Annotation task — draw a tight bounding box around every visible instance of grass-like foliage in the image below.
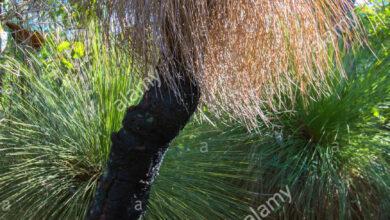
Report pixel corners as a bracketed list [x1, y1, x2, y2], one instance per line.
[0, 3, 388, 220]
[0, 29, 259, 219]
[243, 52, 390, 218]
[146, 121, 261, 219]
[0, 29, 139, 219]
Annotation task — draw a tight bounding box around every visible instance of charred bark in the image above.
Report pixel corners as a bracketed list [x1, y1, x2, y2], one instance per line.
[86, 61, 200, 219]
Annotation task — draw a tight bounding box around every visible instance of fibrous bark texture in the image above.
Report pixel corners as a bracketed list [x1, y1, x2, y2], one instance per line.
[86, 61, 200, 219]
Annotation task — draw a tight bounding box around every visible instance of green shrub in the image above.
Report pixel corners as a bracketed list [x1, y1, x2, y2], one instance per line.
[0, 30, 258, 219]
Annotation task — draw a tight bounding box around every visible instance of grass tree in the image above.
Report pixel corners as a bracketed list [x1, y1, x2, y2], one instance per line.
[73, 1, 364, 219]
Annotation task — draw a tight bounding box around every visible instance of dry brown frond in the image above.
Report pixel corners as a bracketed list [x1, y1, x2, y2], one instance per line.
[79, 0, 363, 129]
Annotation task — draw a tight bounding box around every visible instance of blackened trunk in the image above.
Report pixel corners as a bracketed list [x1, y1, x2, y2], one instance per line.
[86, 62, 200, 219]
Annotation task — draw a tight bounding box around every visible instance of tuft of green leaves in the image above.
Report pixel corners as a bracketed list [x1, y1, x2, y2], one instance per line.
[0, 27, 139, 219]
[0, 27, 259, 220]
